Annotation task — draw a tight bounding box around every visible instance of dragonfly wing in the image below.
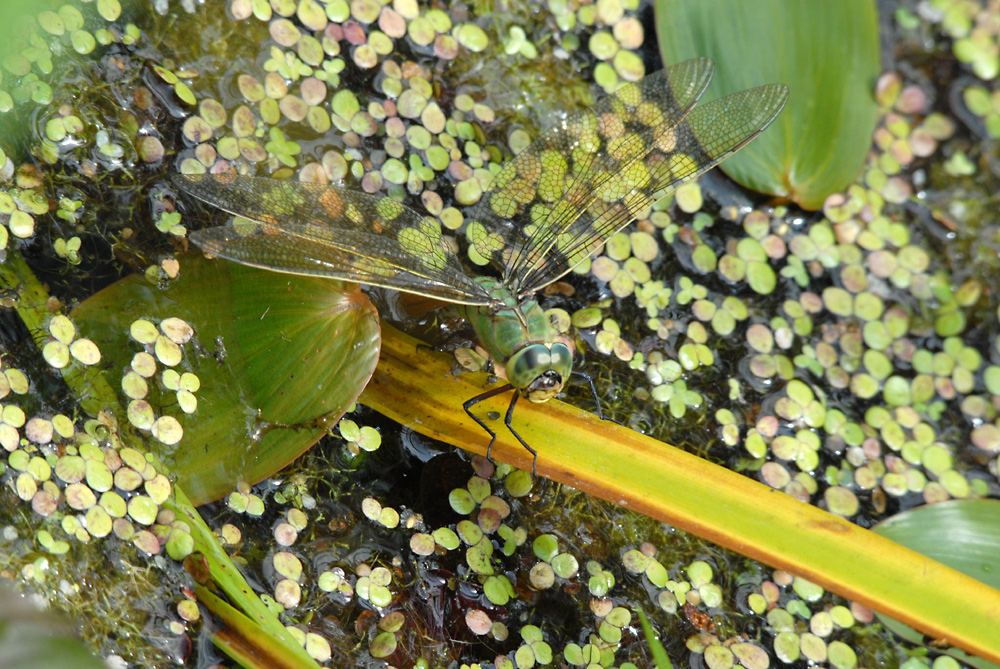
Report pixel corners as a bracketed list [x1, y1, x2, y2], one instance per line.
[175, 173, 492, 306]
[514, 82, 789, 293]
[466, 58, 715, 289]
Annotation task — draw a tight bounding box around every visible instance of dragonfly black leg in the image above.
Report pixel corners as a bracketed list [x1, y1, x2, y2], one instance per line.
[572, 370, 622, 425]
[502, 392, 539, 476]
[464, 384, 539, 475]
[464, 383, 514, 462]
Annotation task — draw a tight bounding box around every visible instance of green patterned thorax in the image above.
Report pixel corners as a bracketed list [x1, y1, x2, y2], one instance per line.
[176, 59, 788, 404]
[457, 277, 572, 403]
[458, 277, 550, 362]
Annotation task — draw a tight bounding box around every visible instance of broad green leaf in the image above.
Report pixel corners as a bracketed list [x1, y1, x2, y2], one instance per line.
[72, 256, 380, 504]
[656, 0, 880, 209]
[875, 500, 1000, 669]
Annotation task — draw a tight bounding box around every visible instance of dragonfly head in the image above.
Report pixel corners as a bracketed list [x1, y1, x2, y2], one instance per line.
[506, 341, 573, 403]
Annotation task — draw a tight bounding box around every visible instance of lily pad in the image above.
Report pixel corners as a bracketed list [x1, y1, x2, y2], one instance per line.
[656, 0, 880, 209]
[72, 256, 380, 504]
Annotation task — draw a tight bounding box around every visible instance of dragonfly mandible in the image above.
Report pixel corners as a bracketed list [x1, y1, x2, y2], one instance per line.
[173, 58, 788, 474]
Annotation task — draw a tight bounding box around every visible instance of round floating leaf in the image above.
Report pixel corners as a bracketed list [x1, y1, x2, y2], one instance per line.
[369, 631, 396, 658]
[656, 0, 880, 209]
[72, 256, 380, 504]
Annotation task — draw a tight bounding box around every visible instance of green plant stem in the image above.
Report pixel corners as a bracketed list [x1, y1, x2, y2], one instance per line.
[0, 250, 123, 416]
[194, 585, 318, 669]
[170, 487, 316, 667]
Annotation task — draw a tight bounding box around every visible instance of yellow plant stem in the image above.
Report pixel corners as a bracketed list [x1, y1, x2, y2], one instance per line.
[362, 322, 1000, 662]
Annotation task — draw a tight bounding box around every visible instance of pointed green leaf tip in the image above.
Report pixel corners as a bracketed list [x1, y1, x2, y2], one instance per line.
[635, 609, 674, 669]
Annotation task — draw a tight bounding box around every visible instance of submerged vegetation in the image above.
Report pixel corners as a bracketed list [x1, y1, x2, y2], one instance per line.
[0, 0, 998, 667]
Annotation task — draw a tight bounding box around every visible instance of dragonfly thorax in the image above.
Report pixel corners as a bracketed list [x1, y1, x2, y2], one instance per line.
[459, 277, 574, 403]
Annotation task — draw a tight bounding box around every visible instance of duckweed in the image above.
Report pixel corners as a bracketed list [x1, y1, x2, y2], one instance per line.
[3, 0, 1000, 664]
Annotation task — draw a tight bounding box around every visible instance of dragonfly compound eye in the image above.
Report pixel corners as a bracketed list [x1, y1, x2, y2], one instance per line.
[508, 342, 573, 403]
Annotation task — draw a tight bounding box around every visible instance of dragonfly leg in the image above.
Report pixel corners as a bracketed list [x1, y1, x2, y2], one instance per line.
[464, 383, 514, 462]
[502, 392, 539, 476]
[572, 370, 622, 425]
[464, 384, 539, 475]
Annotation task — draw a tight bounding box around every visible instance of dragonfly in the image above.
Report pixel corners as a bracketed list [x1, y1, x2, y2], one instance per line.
[173, 58, 788, 474]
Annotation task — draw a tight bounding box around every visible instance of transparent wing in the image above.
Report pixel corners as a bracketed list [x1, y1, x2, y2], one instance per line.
[513, 83, 790, 293]
[175, 173, 493, 306]
[467, 58, 714, 289]
[469, 60, 788, 295]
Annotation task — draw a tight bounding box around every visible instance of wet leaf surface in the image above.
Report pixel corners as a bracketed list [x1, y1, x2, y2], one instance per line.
[656, 0, 880, 208]
[874, 500, 1000, 669]
[73, 255, 380, 504]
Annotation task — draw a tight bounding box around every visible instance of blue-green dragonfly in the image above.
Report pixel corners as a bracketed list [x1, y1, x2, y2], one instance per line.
[175, 58, 788, 473]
